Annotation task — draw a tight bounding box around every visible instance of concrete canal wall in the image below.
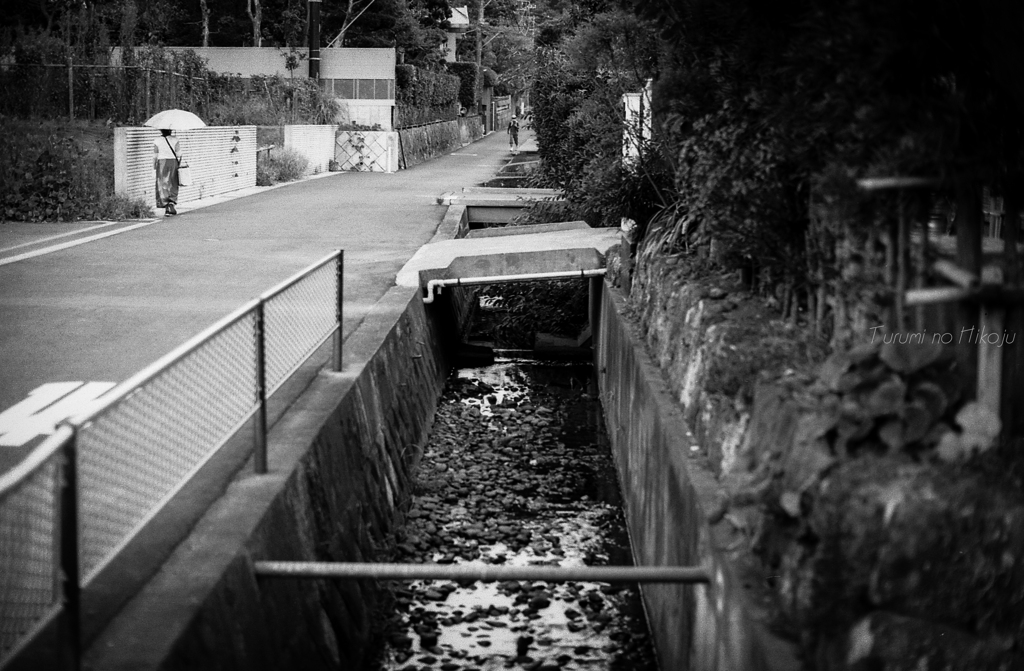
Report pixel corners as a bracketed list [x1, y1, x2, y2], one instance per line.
[84, 287, 450, 670]
[596, 284, 789, 671]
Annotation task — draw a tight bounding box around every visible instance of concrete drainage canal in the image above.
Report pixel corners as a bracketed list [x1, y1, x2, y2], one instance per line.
[368, 357, 658, 671]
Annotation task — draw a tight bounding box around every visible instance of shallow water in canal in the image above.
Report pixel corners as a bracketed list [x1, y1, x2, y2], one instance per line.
[368, 359, 658, 671]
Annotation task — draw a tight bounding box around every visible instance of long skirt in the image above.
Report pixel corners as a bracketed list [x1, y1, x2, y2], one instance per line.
[155, 159, 179, 207]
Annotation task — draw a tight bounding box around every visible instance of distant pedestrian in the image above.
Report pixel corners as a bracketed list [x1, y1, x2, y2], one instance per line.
[508, 115, 520, 154]
[154, 129, 182, 216]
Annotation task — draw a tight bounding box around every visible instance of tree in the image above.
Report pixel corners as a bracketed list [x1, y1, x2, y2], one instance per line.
[325, 0, 379, 47]
[199, 0, 211, 46]
[246, 0, 262, 46]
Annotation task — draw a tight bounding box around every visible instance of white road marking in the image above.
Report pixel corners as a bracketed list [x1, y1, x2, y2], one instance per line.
[0, 221, 121, 254]
[0, 219, 160, 268]
[0, 381, 117, 447]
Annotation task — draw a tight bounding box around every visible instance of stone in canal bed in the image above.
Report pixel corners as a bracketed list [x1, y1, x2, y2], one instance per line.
[390, 633, 413, 648]
[419, 631, 439, 647]
[528, 595, 551, 610]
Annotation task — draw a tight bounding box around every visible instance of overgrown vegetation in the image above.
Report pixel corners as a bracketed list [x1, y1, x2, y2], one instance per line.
[445, 62, 479, 111]
[256, 147, 309, 186]
[208, 73, 339, 126]
[479, 280, 590, 349]
[0, 118, 150, 222]
[530, 7, 668, 228]
[395, 64, 461, 127]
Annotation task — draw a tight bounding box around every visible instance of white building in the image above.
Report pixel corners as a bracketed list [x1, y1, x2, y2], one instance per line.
[164, 47, 396, 130]
[445, 7, 471, 63]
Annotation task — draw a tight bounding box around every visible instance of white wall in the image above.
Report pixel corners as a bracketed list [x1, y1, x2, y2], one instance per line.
[158, 47, 395, 80]
[284, 125, 339, 175]
[622, 80, 652, 166]
[335, 100, 393, 131]
[114, 126, 257, 205]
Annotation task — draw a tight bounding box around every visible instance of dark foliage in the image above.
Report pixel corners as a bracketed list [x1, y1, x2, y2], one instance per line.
[446, 61, 480, 110]
[395, 63, 461, 125]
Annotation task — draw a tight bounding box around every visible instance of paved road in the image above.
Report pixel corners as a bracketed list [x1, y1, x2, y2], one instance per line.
[0, 129, 529, 470]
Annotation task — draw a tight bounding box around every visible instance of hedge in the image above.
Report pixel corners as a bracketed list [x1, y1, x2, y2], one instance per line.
[446, 62, 480, 110]
[395, 64, 461, 127]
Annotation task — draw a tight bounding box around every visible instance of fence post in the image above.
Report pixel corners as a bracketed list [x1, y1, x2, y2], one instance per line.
[144, 68, 151, 120]
[955, 182, 983, 398]
[1002, 185, 1023, 437]
[67, 55, 74, 120]
[59, 428, 81, 671]
[334, 250, 344, 372]
[254, 301, 268, 474]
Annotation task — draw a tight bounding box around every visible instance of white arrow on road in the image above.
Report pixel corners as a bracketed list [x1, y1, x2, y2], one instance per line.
[0, 381, 117, 447]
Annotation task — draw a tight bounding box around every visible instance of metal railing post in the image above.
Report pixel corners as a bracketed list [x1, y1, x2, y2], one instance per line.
[254, 301, 268, 474]
[59, 428, 81, 671]
[334, 250, 344, 372]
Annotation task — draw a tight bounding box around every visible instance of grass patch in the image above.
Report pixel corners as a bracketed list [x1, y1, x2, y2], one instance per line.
[256, 148, 309, 186]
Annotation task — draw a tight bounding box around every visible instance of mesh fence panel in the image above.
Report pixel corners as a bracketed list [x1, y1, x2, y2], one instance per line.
[0, 64, 212, 123]
[264, 260, 338, 393]
[77, 312, 259, 580]
[335, 132, 391, 172]
[0, 454, 61, 663]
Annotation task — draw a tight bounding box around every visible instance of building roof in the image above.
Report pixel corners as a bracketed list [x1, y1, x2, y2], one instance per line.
[449, 6, 471, 32]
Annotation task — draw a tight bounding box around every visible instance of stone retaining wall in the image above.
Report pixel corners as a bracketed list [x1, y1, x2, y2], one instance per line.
[398, 117, 485, 169]
[616, 249, 1024, 669]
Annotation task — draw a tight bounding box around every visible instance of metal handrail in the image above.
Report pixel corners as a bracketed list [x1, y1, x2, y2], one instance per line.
[259, 252, 338, 302]
[0, 249, 344, 671]
[67, 299, 261, 429]
[0, 425, 73, 501]
[254, 561, 712, 584]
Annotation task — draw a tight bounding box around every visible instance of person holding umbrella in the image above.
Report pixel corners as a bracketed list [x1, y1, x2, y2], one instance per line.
[153, 129, 183, 216]
[143, 109, 206, 217]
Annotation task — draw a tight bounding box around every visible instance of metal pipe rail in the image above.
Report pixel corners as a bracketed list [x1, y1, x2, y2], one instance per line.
[253, 561, 711, 584]
[423, 268, 607, 304]
[0, 250, 345, 671]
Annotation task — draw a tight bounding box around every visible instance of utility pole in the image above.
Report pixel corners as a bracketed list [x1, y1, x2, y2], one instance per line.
[308, 0, 321, 80]
[475, 0, 484, 108]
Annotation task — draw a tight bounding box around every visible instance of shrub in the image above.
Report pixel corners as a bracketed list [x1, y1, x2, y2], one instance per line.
[256, 147, 308, 186]
[446, 62, 479, 110]
[395, 64, 460, 126]
[97, 194, 153, 220]
[207, 73, 339, 126]
[0, 121, 150, 222]
[482, 279, 590, 348]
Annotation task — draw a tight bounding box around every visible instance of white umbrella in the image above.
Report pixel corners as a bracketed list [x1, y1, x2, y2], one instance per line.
[143, 109, 207, 130]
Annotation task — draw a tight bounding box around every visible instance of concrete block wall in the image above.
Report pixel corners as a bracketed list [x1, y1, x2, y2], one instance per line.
[114, 126, 257, 206]
[284, 125, 339, 175]
[596, 284, 783, 671]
